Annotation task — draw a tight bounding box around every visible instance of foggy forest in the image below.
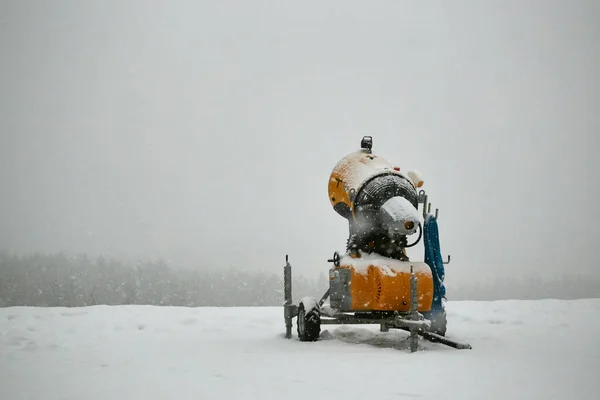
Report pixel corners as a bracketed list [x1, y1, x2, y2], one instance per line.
[2, 251, 598, 308]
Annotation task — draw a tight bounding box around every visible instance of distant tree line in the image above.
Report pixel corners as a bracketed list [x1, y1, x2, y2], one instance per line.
[0, 252, 327, 307]
[0, 251, 598, 307]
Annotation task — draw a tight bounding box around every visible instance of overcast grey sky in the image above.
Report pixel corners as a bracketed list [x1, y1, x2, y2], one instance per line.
[1, 0, 599, 284]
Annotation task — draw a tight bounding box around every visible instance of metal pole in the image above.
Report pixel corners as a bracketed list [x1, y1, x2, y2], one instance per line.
[409, 265, 419, 353]
[284, 255, 293, 339]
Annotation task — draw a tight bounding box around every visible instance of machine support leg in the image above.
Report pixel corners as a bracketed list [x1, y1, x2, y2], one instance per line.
[283, 255, 293, 339]
[409, 266, 419, 353]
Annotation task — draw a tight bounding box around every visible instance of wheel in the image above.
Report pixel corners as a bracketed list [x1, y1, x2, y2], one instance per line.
[297, 299, 321, 341]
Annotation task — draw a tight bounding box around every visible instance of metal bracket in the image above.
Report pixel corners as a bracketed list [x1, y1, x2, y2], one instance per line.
[318, 288, 331, 308]
[417, 190, 428, 219]
[443, 255, 451, 265]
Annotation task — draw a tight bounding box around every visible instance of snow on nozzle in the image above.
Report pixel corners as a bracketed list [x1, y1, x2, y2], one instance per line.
[379, 196, 420, 235]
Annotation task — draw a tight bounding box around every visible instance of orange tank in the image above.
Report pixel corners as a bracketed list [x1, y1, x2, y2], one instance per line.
[330, 252, 434, 313]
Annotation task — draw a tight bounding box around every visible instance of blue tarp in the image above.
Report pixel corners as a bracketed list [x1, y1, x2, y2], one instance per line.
[423, 213, 446, 313]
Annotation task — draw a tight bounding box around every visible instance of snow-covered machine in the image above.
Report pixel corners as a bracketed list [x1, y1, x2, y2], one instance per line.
[283, 136, 471, 352]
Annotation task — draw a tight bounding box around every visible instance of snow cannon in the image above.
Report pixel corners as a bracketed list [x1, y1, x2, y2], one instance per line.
[328, 135, 424, 260]
[282, 136, 472, 352]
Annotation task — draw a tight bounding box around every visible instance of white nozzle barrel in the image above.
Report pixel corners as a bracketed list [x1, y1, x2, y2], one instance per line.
[379, 196, 421, 235]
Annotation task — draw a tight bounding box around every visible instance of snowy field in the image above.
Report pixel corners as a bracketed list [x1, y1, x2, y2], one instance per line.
[1, 299, 599, 400]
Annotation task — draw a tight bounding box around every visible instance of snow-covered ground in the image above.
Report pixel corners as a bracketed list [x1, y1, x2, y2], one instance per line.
[1, 299, 599, 399]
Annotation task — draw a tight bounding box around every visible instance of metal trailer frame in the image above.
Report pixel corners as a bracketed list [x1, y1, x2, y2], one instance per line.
[283, 255, 472, 352]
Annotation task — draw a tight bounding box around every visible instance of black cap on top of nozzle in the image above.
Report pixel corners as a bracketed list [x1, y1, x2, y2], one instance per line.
[361, 136, 373, 153]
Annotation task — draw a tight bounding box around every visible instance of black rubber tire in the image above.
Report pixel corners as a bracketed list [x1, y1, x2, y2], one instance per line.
[297, 301, 321, 342]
